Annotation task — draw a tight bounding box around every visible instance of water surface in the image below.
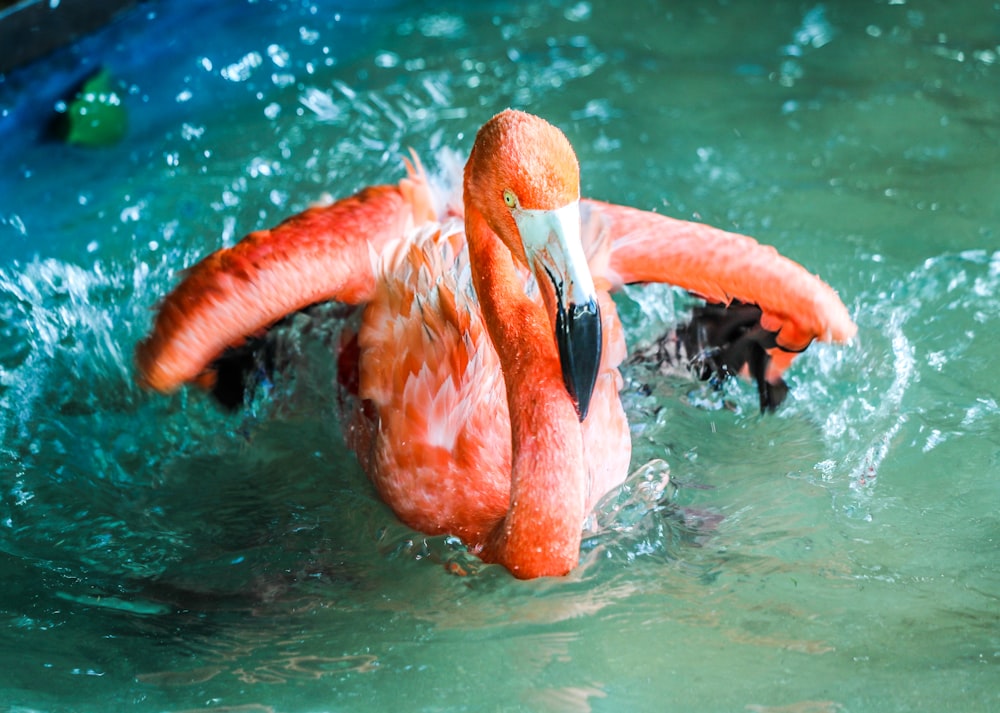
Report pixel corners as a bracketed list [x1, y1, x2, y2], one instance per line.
[1, 1, 998, 711]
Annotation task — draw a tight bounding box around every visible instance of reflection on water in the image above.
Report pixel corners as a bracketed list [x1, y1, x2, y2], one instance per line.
[1, 0, 999, 711]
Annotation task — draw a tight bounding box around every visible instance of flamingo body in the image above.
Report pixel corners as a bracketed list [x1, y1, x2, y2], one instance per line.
[136, 110, 855, 578]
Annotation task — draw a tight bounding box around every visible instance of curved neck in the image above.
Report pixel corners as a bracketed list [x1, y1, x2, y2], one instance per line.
[465, 205, 586, 578]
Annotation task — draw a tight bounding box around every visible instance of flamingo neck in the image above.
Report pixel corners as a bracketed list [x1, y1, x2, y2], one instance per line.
[465, 206, 587, 578]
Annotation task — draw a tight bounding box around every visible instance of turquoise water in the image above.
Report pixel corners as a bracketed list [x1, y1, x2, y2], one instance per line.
[1, 1, 998, 711]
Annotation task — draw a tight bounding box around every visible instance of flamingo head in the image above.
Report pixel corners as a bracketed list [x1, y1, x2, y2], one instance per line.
[465, 109, 602, 421]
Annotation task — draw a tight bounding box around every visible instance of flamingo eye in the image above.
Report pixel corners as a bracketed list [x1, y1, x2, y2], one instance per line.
[503, 189, 517, 209]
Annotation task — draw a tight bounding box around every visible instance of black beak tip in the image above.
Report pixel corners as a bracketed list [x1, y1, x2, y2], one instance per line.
[556, 298, 602, 422]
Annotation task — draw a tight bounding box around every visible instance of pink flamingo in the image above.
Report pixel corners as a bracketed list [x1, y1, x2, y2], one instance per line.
[136, 110, 855, 578]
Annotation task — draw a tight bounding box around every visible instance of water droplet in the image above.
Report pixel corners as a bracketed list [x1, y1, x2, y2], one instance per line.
[120, 204, 142, 223]
[299, 87, 341, 123]
[973, 49, 997, 65]
[247, 157, 277, 178]
[267, 43, 290, 68]
[181, 123, 204, 141]
[564, 2, 591, 22]
[220, 51, 262, 82]
[3, 214, 27, 235]
[299, 26, 320, 45]
[374, 51, 400, 69]
[415, 14, 465, 38]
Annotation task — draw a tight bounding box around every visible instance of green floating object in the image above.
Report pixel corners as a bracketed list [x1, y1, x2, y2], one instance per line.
[58, 67, 128, 147]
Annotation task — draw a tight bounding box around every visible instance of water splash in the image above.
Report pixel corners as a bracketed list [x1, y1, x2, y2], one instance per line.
[781, 250, 1000, 518]
[778, 4, 836, 88]
[0, 255, 265, 580]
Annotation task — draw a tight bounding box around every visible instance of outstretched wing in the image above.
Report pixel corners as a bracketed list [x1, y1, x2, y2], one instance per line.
[136, 159, 436, 393]
[582, 199, 856, 407]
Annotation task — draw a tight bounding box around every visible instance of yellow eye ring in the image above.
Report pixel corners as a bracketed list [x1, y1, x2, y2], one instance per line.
[503, 189, 517, 209]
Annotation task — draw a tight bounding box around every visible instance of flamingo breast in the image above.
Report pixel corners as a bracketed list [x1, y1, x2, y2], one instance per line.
[353, 221, 513, 545]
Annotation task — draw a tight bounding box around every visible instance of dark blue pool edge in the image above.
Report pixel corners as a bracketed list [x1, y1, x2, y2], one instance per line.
[0, 0, 141, 74]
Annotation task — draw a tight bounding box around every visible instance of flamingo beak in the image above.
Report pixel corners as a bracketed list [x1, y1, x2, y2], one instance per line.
[514, 200, 602, 421]
[554, 292, 602, 422]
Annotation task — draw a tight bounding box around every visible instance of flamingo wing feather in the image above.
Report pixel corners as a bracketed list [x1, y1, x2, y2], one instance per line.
[137, 175, 432, 394]
[584, 199, 856, 351]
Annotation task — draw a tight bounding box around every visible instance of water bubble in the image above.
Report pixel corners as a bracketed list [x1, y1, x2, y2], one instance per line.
[220, 215, 236, 245]
[564, 2, 592, 22]
[120, 203, 144, 223]
[416, 14, 465, 38]
[973, 49, 997, 65]
[921, 429, 945, 453]
[299, 26, 320, 45]
[794, 5, 834, 48]
[247, 156, 280, 178]
[593, 132, 621, 153]
[220, 190, 240, 208]
[374, 51, 400, 69]
[220, 51, 262, 82]
[267, 43, 290, 68]
[3, 214, 27, 235]
[926, 351, 947, 371]
[181, 123, 205, 141]
[298, 87, 341, 123]
[571, 98, 617, 121]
